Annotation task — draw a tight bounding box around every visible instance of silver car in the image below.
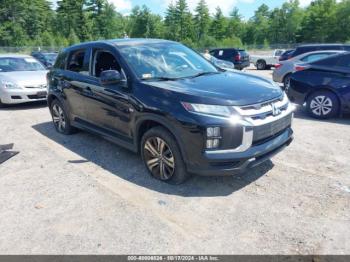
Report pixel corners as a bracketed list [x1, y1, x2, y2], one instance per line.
[273, 50, 344, 88]
[0, 54, 48, 106]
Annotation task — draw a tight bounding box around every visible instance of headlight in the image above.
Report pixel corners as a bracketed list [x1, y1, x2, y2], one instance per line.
[0, 80, 21, 89]
[181, 102, 234, 117]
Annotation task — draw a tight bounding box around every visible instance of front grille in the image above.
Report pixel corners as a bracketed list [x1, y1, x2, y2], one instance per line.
[253, 114, 292, 144]
[28, 93, 47, 99]
[25, 85, 47, 89]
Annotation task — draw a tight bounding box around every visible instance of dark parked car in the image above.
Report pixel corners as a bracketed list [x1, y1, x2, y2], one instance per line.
[31, 52, 58, 68]
[288, 52, 350, 119]
[279, 49, 295, 61]
[288, 44, 350, 60]
[47, 39, 294, 184]
[210, 48, 250, 70]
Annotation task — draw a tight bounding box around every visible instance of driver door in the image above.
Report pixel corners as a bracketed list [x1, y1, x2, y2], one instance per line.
[83, 46, 133, 139]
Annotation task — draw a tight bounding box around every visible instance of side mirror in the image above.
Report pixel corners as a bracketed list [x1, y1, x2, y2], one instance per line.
[100, 70, 122, 85]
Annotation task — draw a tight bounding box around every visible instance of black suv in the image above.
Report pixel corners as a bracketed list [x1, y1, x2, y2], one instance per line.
[289, 44, 350, 60]
[210, 48, 250, 70]
[47, 39, 294, 184]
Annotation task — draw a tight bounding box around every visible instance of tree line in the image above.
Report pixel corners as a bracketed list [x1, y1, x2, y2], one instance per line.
[0, 0, 350, 49]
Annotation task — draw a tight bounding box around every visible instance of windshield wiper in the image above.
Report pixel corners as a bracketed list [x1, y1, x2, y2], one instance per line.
[141, 76, 178, 81]
[187, 71, 220, 79]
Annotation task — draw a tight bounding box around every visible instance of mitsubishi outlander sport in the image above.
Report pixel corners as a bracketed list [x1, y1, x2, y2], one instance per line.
[47, 39, 294, 184]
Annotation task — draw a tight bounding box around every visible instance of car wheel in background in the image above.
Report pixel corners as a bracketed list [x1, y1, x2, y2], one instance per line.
[256, 60, 266, 70]
[283, 74, 291, 91]
[306, 91, 339, 119]
[141, 127, 190, 184]
[50, 99, 76, 135]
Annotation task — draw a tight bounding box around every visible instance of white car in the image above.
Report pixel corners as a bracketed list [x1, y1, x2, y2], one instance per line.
[250, 49, 285, 70]
[0, 54, 48, 106]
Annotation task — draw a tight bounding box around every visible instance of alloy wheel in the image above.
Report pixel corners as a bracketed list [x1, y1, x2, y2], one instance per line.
[310, 95, 333, 116]
[52, 104, 66, 132]
[143, 137, 175, 180]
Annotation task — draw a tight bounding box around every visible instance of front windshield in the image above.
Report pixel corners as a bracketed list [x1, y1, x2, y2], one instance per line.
[118, 42, 218, 80]
[0, 57, 46, 72]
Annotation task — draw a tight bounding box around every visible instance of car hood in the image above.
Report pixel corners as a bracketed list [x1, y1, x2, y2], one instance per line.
[0, 71, 48, 87]
[145, 71, 283, 106]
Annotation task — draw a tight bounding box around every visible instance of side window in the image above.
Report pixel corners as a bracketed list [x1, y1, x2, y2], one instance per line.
[223, 50, 232, 59]
[92, 50, 122, 77]
[301, 53, 330, 63]
[336, 54, 350, 68]
[218, 50, 224, 57]
[67, 49, 86, 73]
[54, 52, 67, 69]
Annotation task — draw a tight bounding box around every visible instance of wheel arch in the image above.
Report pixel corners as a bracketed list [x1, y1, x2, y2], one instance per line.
[135, 115, 188, 160]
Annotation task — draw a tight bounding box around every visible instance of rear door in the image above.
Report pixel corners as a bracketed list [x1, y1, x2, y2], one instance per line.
[61, 48, 90, 120]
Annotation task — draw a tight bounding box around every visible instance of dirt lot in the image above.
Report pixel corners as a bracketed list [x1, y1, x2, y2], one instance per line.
[0, 68, 349, 254]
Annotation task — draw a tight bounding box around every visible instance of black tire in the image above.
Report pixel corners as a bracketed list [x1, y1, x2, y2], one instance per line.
[283, 74, 291, 91]
[49, 99, 76, 135]
[141, 126, 190, 184]
[256, 60, 266, 70]
[306, 91, 339, 119]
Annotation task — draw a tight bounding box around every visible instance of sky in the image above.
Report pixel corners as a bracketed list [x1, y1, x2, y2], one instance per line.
[50, 0, 315, 18]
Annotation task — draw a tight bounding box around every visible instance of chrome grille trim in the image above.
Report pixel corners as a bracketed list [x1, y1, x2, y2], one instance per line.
[233, 94, 289, 118]
[205, 94, 294, 154]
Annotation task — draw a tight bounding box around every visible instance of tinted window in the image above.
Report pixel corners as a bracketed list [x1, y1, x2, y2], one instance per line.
[67, 49, 86, 73]
[301, 53, 335, 63]
[313, 55, 342, 66]
[54, 52, 67, 69]
[336, 54, 350, 68]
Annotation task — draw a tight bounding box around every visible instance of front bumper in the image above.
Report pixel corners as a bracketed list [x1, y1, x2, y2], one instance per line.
[185, 95, 294, 176]
[189, 128, 293, 176]
[0, 88, 47, 104]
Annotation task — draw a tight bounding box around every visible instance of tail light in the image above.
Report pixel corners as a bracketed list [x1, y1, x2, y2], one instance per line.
[275, 63, 282, 69]
[295, 65, 306, 71]
[234, 53, 241, 61]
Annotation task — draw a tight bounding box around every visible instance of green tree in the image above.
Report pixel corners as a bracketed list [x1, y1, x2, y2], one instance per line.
[194, 0, 210, 41]
[226, 7, 244, 39]
[164, 2, 178, 40]
[297, 0, 337, 43]
[175, 0, 194, 41]
[210, 7, 227, 40]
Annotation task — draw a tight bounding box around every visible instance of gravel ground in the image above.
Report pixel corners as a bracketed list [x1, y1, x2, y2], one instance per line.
[0, 68, 349, 254]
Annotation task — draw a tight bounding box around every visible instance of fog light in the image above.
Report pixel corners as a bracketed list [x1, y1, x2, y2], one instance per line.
[207, 127, 220, 137]
[206, 139, 220, 149]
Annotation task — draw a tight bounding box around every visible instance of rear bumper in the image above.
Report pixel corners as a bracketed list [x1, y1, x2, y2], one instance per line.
[0, 88, 47, 104]
[272, 70, 283, 83]
[188, 128, 293, 176]
[234, 61, 250, 70]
